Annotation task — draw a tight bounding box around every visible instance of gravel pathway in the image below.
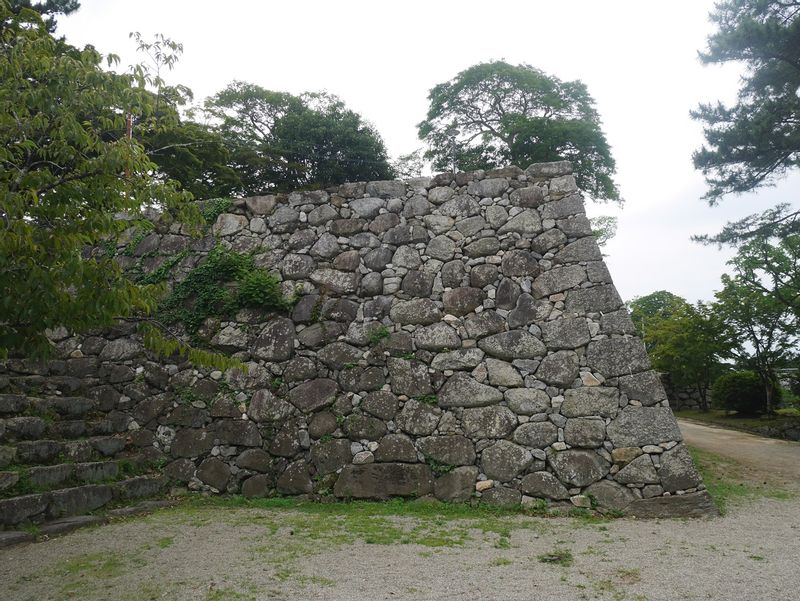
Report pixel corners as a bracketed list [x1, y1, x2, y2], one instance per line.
[679, 418, 800, 489]
[1, 489, 798, 601]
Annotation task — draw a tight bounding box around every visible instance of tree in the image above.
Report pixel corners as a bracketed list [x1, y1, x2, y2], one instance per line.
[204, 82, 394, 193]
[693, 1, 800, 203]
[714, 242, 799, 414]
[0, 5, 193, 357]
[628, 290, 688, 343]
[642, 299, 733, 411]
[391, 149, 425, 180]
[589, 215, 617, 248]
[417, 61, 620, 202]
[7, 0, 78, 32]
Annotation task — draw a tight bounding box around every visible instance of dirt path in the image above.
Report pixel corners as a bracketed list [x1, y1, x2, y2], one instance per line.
[678, 418, 800, 489]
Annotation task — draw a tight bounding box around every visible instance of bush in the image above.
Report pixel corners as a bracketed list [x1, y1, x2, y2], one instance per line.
[711, 371, 769, 416]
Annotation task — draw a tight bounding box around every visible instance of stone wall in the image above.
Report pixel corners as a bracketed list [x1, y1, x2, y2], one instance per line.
[659, 374, 706, 411]
[0, 161, 717, 527]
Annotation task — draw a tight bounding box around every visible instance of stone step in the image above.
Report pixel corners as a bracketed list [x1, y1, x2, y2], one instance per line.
[6, 435, 127, 465]
[0, 475, 168, 528]
[0, 460, 126, 496]
[0, 499, 176, 548]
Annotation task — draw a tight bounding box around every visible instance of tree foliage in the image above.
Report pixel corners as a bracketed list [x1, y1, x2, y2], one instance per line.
[711, 370, 771, 415]
[7, 0, 78, 32]
[204, 82, 394, 193]
[628, 290, 687, 342]
[418, 61, 619, 202]
[714, 237, 799, 414]
[693, 0, 800, 202]
[0, 5, 194, 357]
[640, 297, 733, 410]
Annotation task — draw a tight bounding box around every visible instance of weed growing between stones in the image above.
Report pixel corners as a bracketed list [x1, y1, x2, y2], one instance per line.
[201, 198, 234, 224]
[367, 325, 390, 345]
[158, 245, 293, 336]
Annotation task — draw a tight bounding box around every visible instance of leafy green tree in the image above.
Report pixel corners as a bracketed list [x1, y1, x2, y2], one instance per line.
[693, 0, 800, 203]
[589, 215, 617, 248]
[714, 244, 799, 414]
[0, 5, 194, 357]
[272, 92, 394, 189]
[643, 299, 733, 411]
[205, 82, 393, 193]
[628, 290, 687, 342]
[391, 149, 425, 180]
[7, 0, 78, 32]
[417, 61, 620, 202]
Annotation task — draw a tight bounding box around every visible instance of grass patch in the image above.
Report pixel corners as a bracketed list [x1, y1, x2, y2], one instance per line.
[537, 548, 574, 567]
[688, 446, 793, 514]
[54, 550, 147, 598]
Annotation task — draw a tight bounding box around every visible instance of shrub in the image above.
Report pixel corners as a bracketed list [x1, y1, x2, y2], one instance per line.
[711, 371, 769, 416]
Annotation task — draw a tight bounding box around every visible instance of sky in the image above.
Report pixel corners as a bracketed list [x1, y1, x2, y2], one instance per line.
[58, 0, 800, 304]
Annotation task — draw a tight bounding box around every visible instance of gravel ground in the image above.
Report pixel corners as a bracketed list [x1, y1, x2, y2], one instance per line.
[1, 489, 798, 601]
[2, 423, 798, 601]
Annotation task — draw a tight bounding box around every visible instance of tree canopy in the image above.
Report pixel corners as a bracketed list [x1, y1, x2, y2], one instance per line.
[7, 0, 78, 32]
[417, 61, 620, 202]
[0, 5, 194, 357]
[204, 82, 394, 193]
[693, 0, 800, 203]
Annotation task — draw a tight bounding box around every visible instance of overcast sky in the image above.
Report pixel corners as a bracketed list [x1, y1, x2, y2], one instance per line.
[59, 0, 800, 304]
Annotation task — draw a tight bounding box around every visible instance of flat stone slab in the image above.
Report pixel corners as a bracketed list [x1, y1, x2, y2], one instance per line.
[0, 530, 34, 548]
[626, 491, 719, 518]
[333, 463, 434, 499]
[38, 515, 107, 537]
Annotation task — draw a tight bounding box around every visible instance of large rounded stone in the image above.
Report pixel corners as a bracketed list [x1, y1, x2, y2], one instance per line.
[253, 318, 295, 362]
[584, 480, 638, 510]
[171, 428, 213, 458]
[374, 434, 418, 463]
[344, 414, 387, 441]
[413, 323, 461, 351]
[443, 287, 484, 316]
[658, 444, 702, 492]
[311, 439, 353, 475]
[532, 265, 587, 298]
[431, 348, 485, 371]
[561, 387, 620, 418]
[535, 351, 580, 387]
[513, 422, 558, 448]
[606, 407, 683, 447]
[308, 411, 338, 439]
[276, 460, 313, 494]
[318, 342, 363, 370]
[563, 418, 605, 448]
[478, 330, 546, 360]
[462, 406, 517, 438]
[434, 466, 479, 502]
[501, 250, 539, 277]
[586, 338, 651, 378]
[480, 441, 532, 482]
[248, 389, 294, 423]
[615, 454, 659, 485]
[426, 236, 456, 261]
[519, 471, 570, 500]
[387, 358, 433, 397]
[236, 449, 271, 473]
[197, 457, 230, 491]
[418, 435, 476, 466]
[549, 450, 609, 488]
[497, 210, 542, 235]
[390, 299, 442, 325]
[541, 318, 591, 350]
[504, 388, 550, 415]
[395, 400, 440, 436]
[288, 379, 338, 412]
[438, 373, 503, 408]
[361, 391, 399, 421]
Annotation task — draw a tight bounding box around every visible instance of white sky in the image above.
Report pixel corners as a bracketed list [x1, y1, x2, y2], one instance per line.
[58, 0, 800, 304]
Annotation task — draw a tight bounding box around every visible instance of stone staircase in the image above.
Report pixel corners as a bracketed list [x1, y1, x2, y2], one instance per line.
[0, 391, 168, 545]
